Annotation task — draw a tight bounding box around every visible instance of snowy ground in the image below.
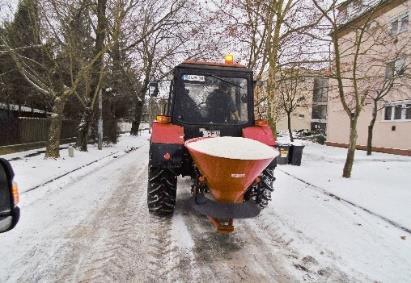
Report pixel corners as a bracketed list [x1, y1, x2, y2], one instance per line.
[3, 134, 148, 193]
[273, 143, 411, 282]
[0, 136, 410, 282]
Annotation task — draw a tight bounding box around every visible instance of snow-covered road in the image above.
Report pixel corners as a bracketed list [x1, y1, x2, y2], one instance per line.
[1, 139, 410, 282]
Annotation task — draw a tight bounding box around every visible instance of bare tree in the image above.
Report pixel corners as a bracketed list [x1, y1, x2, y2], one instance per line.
[213, 0, 324, 133]
[312, 0, 408, 177]
[1, 0, 113, 157]
[121, 0, 219, 135]
[362, 28, 410, 155]
[277, 67, 311, 142]
[75, 0, 108, 151]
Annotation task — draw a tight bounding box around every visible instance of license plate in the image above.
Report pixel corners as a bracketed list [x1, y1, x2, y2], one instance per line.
[200, 128, 220, 137]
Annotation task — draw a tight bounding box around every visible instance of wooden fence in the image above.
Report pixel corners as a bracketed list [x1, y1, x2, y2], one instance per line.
[0, 116, 77, 146]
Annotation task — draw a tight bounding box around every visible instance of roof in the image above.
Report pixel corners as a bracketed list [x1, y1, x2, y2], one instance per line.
[337, 0, 361, 9]
[336, 0, 406, 35]
[180, 59, 248, 69]
[0, 103, 52, 115]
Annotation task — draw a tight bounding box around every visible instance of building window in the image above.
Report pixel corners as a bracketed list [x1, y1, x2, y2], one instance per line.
[384, 101, 411, 121]
[312, 105, 327, 120]
[394, 105, 402, 119]
[390, 12, 409, 35]
[385, 56, 406, 79]
[311, 122, 326, 135]
[339, 7, 348, 22]
[400, 14, 409, 32]
[313, 78, 328, 103]
[406, 104, 411, 119]
[384, 106, 392, 120]
[390, 19, 399, 34]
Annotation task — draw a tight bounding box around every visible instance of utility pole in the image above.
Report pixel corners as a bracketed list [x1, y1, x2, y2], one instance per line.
[98, 88, 103, 150]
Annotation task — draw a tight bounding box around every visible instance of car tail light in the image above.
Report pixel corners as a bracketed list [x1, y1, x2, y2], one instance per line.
[12, 182, 20, 206]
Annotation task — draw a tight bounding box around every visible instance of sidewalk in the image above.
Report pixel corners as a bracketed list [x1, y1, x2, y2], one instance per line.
[3, 133, 149, 193]
[278, 141, 411, 230]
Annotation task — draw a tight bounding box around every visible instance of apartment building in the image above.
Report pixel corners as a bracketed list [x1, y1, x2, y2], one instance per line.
[311, 77, 329, 134]
[276, 70, 329, 135]
[276, 73, 314, 133]
[327, 0, 411, 155]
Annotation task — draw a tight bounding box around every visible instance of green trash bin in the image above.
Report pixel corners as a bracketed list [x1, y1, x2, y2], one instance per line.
[288, 144, 305, 166]
[277, 144, 290, 165]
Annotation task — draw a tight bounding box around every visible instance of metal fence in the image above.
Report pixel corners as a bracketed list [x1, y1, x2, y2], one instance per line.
[0, 116, 77, 146]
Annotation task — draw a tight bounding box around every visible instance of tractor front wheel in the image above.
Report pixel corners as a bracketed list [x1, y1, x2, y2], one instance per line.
[147, 166, 177, 216]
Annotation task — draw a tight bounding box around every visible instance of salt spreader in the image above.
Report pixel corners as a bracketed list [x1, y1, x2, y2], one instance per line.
[185, 137, 278, 233]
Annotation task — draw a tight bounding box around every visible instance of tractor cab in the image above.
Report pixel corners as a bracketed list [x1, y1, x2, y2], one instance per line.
[167, 60, 254, 139]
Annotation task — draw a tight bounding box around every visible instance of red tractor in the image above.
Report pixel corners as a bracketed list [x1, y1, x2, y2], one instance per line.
[147, 57, 277, 233]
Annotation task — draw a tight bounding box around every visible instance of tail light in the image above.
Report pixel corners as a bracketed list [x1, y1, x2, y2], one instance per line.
[12, 182, 20, 206]
[156, 115, 171, 124]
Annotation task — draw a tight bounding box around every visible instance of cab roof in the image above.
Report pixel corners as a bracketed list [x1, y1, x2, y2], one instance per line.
[177, 60, 251, 73]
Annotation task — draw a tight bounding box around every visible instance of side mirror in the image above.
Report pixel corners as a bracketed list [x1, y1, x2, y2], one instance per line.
[149, 81, 159, 97]
[0, 158, 20, 233]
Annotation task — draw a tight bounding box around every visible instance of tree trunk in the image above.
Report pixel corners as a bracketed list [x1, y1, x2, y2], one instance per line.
[130, 100, 143, 135]
[76, 108, 93, 151]
[342, 117, 358, 178]
[130, 44, 154, 135]
[287, 111, 293, 142]
[266, 98, 277, 135]
[366, 101, 378, 155]
[78, 0, 107, 146]
[45, 96, 66, 159]
[268, 116, 277, 136]
[130, 121, 140, 136]
[130, 79, 149, 136]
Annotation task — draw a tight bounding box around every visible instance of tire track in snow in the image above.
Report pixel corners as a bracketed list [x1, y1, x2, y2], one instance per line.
[4, 146, 147, 282]
[146, 216, 180, 282]
[68, 161, 150, 282]
[252, 210, 354, 282]
[8, 145, 198, 282]
[56, 151, 197, 282]
[23, 146, 140, 194]
[146, 190, 201, 282]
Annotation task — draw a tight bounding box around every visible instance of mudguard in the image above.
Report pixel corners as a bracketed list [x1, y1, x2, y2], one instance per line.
[150, 122, 184, 144]
[242, 125, 276, 147]
[149, 122, 184, 168]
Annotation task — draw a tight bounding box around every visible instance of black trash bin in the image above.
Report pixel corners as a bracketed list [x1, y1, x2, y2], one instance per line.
[276, 144, 290, 165]
[288, 144, 305, 166]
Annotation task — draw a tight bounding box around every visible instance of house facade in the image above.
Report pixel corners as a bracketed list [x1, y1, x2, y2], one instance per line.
[276, 71, 329, 135]
[276, 79, 313, 133]
[327, 0, 411, 155]
[311, 77, 329, 134]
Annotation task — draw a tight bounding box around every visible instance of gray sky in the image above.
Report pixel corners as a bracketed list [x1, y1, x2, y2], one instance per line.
[0, 0, 18, 25]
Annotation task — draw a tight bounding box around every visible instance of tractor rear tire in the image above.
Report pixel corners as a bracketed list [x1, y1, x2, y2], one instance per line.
[256, 166, 276, 209]
[147, 166, 177, 216]
[245, 165, 276, 209]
